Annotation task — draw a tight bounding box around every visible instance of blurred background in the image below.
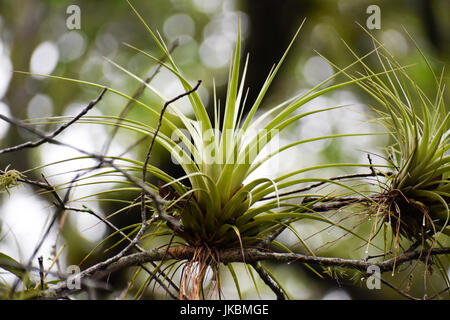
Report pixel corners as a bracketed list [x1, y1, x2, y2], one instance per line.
[0, 0, 449, 299]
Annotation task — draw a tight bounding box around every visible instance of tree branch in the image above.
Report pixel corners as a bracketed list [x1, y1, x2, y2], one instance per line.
[48, 245, 450, 297]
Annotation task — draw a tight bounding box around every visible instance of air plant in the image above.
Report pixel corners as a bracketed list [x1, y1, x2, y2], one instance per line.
[343, 35, 450, 252]
[0, 165, 25, 195]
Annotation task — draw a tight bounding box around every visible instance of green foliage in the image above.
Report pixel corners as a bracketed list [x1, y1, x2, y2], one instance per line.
[2, 1, 448, 301]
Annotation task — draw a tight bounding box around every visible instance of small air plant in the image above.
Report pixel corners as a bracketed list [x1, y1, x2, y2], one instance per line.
[351, 37, 450, 253]
[0, 165, 25, 195]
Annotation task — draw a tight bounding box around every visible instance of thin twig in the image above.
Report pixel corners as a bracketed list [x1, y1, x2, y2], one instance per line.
[377, 276, 420, 300]
[38, 256, 44, 291]
[0, 88, 107, 155]
[426, 286, 450, 300]
[142, 79, 202, 184]
[251, 262, 286, 300]
[261, 171, 393, 201]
